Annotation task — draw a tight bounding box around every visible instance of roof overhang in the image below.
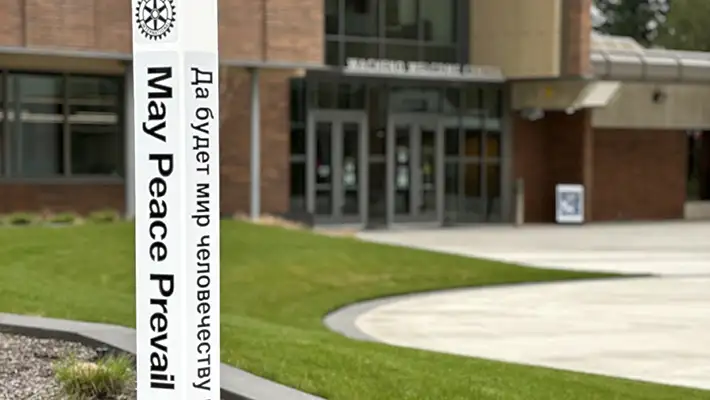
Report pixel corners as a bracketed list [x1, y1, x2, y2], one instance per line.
[511, 80, 621, 111]
[591, 48, 710, 82]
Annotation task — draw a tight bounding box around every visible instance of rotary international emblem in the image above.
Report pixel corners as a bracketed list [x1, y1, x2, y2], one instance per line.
[135, 0, 176, 40]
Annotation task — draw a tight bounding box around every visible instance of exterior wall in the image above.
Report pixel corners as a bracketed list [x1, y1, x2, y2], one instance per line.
[0, 0, 319, 216]
[0, 183, 124, 214]
[593, 83, 710, 130]
[470, 0, 562, 78]
[513, 113, 686, 223]
[0, 53, 124, 74]
[560, 0, 592, 76]
[513, 110, 593, 222]
[220, 68, 291, 216]
[593, 129, 686, 221]
[0, 0, 324, 64]
[511, 80, 589, 110]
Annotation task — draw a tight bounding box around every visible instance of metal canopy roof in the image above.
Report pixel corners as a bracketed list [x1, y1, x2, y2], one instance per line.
[591, 33, 710, 82]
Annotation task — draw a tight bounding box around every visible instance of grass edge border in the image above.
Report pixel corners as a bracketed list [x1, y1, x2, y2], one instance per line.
[0, 313, 324, 400]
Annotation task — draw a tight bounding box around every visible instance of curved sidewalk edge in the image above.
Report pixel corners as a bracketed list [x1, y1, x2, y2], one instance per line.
[0, 313, 324, 400]
[324, 276, 654, 342]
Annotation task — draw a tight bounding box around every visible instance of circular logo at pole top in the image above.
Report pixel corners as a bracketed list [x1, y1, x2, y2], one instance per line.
[135, 0, 176, 40]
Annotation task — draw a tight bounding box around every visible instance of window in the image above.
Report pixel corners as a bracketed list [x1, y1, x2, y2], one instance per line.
[8, 74, 65, 176]
[290, 79, 307, 212]
[385, 0, 418, 39]
[1, 73, 123, 178]
[325, 0, 461, 66]
[344, 0, 378, 37]
[68, 76, 122, 176]
[419, 0, 456, 43]
[687, 131, 710, 201]
[325, 0, 339, 35]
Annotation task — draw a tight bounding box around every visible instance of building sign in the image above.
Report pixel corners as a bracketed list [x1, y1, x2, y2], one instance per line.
[344, 57, 504, 81]
[555, 184, 585, 224]
[132, 0, 220, 399]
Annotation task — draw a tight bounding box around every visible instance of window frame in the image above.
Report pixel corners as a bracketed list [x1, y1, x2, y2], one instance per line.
[0, 70, 125, 182]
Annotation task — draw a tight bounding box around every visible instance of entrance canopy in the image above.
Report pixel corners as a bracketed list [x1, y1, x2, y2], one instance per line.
[591, 33, 710, 82]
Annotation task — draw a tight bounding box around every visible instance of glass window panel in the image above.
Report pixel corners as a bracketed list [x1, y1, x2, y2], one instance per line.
[389, 87, 440, 112]
[369, 127, 386, 155]
[485, 163, 502, 221]
[290, 79, 306, 122]
[420, 128, 436, 213]
[443, 87, 460, 114]
[16, 74, 64, 114]
[315, 122, 333, 215]
[316, 122, 333, 185]
[67, 75, 122, 176]
[12, 74, 65, 177]
[444, 127, 459, 156]
[464, 85, 483, 113]
[325, 0, 339, 35]
[385, 0, 418, 39]
[316, 82, 337, 109]
[420, 0, 456, 43]
[326, 41, 340, 66]
[70, 124, 122, 176]
[344, 41, 379, 61]
[485, 133, 501, 159]
[344, 0, 378, 37]
[464, 129, 482, 157]
[394, 125, 411, 215]
[384, 44, 418, 61]
[342, 122, 360, 215]
[463, 162, 483, 220]
[337, 83, 366, 109]
[423, 46, 457, 63]
[290, 162, 306, 211]
[483, 86, 503, 118]
[291, 127, 305, 155]
[68, 76, 119, 114]
[15, 122, 64, 176]
[444, 162, 460, 218]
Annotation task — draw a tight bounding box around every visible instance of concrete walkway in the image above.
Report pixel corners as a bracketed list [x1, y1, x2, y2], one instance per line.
[358, 222, 710, 276]
[343, 222, 710, 390]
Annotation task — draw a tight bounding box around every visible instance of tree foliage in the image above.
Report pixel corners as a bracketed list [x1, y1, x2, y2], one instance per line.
[593, 0, 670, 46]
[656, 0, 710, 51]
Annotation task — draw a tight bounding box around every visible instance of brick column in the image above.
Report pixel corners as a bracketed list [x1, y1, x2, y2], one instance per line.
[546, 111, 594, 221]
[561, 0, 592, 76]
[513, 110, 594, 222]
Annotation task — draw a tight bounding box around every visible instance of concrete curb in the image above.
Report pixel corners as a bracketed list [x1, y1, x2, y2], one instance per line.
[0, 313, 325, 400]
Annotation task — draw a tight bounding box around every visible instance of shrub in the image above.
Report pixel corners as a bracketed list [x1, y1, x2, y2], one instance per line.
[2, 212, 38, 226]
[48, 212, 80, 225]
[87, 209, 121, 224]
[54, 354, 134, 399]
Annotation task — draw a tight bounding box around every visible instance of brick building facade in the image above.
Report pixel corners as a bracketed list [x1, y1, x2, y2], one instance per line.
[0, 0, 707, 224]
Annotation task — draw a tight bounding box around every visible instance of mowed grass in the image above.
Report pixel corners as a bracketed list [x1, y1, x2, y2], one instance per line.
[0, 221, 707, 400]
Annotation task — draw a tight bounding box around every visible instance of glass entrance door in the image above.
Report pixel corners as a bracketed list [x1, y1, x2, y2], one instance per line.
[387, 115, 443, 224]
[307, 111, 368, 225]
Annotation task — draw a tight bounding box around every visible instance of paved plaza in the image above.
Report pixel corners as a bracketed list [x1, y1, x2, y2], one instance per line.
[350, 222, 710, 390]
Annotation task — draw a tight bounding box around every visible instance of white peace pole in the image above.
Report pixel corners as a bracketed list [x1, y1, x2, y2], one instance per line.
[132, 0, 220, 398]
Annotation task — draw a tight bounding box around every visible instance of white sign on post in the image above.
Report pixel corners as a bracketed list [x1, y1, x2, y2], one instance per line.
[555, 184, 585, 224]
[132, 0, 220, 399]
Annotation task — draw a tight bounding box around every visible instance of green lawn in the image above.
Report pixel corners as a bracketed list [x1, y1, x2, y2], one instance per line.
[0, 221, 707, 400]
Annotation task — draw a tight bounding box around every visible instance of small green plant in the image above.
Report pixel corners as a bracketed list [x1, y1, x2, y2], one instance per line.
[87, 209, 121, 224]
[48, 212, 80, 225]
[54, 354, 134, 399]
[2, 212, 38, 226]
